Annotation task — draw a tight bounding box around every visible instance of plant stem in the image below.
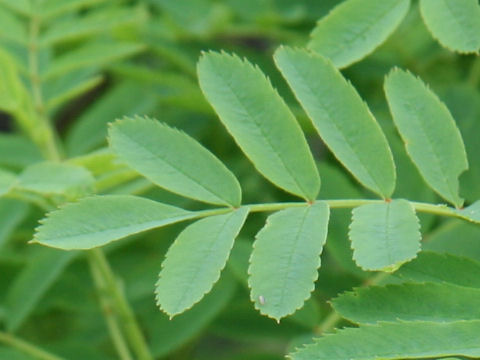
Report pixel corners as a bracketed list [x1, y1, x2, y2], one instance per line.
[468, 56, 480, 87]
[24, 8, 152, 358]
[0, 331, 66, 360]
[27, 9, 61, 161]
[89, 249, 153, 360]
[194, 199, 460, 220]
[88, 255, 134, 360]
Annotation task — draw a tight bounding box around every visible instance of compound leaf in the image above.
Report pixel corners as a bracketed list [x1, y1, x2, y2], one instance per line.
[308, 0, 410, 68]
[384, 69, 468, 207]
[290, 320, 480, 360]
[333, 282, 480, 324]
[349, 199, 421, 271]
[248, 202, 329, 321]
[155, 207, 249, 317]
[33, 195, 197, 250]
[197, 51, 320, 201]
[109, 116, 241, 207]
[274, 47, 395, 198]
[420, 0, 480, 53]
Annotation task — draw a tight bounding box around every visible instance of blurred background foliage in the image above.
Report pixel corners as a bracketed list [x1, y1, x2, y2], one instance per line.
[0, 0, 479, 359]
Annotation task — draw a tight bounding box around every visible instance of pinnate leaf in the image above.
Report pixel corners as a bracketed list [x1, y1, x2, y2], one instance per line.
[385, 69, 468, 207]
[197, 51, 320, 201]
[155, 207, 249, 317]
[420, 0, 480, 53]
[248, 202, 329, 321]
[349, 199, 421, 271]
[274, 47, 395, 198]
[333, 282, 480, 324]
[308, 0, 410, 68]
[290, 320, 480, 360]
[109, 116, 241, 207]
[33, 195, 197, 250]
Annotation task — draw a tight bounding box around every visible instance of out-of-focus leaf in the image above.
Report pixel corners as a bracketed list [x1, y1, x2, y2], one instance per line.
[65, 82, 157, 156]
[197, 51, 320, 201]
[308, 0, 410, 68]
[349, 199, 421, 271]
[0, 134, 42, 170]
[0, 7, 27, 44]
[248, 202, 329, 321]
[420, 0, 480, 53]
[33, 195, 197, 250]
[40, 6, 146, 46]
[395, 252, 480, 288]
[0, 199, 29, 249]
[42, 42, 145, 80]
[39, 0, 109, 20]
[5, 248, 77, 331]
[15, 161, 95, 198]
[109, 117, 241, 207]
[0, 168, 16, 196]
[274, 47, 396, 198]
[155, 208, 248, 317]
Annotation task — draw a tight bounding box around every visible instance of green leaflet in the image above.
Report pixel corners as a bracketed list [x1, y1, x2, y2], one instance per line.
[248, 202, 329, 321]
[420, 0, 480, 53]
[274, 47, 396, 198]
[155, 207, 249, 317]
[349, 199, 421, 271]
[15, 161, 95, 198]
[42, 41, 145, 81]
[0, 168, 16, 196]
[109, 116, 241, 207]
[40, 6, 145, 46]
[0, 134, 43, 169]
[395, 252, 480, 288]
[5, 249, 76, 331]
[65, 81, 157, 156]
[290, 320, 480, 360]
[38, 0, 108, 20]
[333, 282, 480, 324]
[0, 49, 27, 113]
[385, 69, 468, 208]
[33, 195, 197, 250]
[0, 199, 29, 249]
[308, 0, 410, 68]
[197, 51, 320, 201]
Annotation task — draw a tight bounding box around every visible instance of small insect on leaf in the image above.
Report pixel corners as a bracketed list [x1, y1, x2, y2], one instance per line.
[258, 295, 265, 305]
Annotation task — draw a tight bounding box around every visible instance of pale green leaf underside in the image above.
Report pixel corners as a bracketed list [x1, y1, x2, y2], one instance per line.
[33, 195, 197, 250]
[420, 0, 480, 53]
[385, 69, 468, 207]
[333, 282, 480, 324]
[109, 116, 241, 207]
[274, 47, 395, 198]
[155, 207, 249, 317]
[395, 251, 480, 288]
[16, 161, 95, 197]
[349, 199, 421, 271]
[248, 202, 330, 321]
[308, 0, 410, 68]
[197, 51, 320, 201]
[290, 320, 480, 360]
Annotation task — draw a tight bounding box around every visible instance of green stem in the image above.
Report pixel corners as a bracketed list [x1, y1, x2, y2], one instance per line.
[89, 249, 153, 360]
[468, 56, 480, 87]
[88, 255, 134, 360]
[0, 331, 65, 360]
[193, 199, 459, 220]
